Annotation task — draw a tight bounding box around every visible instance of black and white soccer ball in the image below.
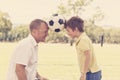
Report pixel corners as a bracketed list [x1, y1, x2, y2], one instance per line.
[48, 14, 66, 32]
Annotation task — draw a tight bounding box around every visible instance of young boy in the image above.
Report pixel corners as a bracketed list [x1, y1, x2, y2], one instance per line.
[65, 16, 102, 80]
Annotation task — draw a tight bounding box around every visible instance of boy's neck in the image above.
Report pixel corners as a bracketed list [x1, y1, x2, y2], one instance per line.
[76, 32, 83, 38]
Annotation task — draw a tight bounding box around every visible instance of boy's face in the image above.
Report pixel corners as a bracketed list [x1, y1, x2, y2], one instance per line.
[66, 26, 77, 39]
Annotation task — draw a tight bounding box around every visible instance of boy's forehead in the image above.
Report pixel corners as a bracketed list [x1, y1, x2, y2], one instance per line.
[66, 26, 72, 29]
[66, 27, 72, 31]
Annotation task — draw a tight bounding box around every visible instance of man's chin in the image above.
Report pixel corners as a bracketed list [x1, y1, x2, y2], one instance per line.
[41, 39, 46, 42]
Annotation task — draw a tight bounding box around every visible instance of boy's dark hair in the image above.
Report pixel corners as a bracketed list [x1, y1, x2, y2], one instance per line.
[65, 16, 84, 32]
[30, 19, 48, 32]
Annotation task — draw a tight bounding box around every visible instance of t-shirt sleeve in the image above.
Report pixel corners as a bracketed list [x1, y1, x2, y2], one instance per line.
[78, 38, 90, 52]
[14, 44, 32, 66]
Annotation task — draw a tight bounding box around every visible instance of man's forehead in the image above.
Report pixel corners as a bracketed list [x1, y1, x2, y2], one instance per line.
[38, 24, 48, 31]
[39, 22, 48, 28]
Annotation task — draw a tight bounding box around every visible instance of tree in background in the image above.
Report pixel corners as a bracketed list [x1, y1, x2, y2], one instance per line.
[8, 25, 29, 42]
[57, 0, 105, 43]
[0, 11, 12, 41]
[0, 1, 120, 43]
[58, 0, 93, 16]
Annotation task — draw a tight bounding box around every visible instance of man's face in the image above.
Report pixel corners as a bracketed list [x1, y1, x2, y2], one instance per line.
[35, 22, 49, 42]
[66, 26, 76, 39]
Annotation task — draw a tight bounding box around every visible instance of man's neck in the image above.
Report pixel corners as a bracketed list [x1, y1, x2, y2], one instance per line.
[31, 33, 39, 43]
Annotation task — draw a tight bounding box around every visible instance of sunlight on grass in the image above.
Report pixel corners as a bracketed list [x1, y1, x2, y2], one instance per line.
[0, 42, 120, 80]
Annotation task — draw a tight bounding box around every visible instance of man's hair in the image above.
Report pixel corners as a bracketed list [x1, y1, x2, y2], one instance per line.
[30, 19, 48, 32]
[65, 16, 84, 32]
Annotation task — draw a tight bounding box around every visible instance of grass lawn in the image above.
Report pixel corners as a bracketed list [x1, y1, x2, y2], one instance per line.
[0, 42, 120, 80]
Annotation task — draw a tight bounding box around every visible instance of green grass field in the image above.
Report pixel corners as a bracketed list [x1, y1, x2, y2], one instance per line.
[0, 42, 120, 80]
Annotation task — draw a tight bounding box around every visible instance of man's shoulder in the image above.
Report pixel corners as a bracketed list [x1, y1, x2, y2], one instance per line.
[17, 37, 31, 48]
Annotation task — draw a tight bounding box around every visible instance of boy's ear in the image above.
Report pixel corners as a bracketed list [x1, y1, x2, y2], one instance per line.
[75, 27, 79, 31]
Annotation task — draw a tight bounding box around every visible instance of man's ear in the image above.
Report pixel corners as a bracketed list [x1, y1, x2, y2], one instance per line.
[32, 29, 36, 34]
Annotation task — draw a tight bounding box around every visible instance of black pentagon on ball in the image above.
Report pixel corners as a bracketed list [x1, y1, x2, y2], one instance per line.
[49, 20, 54, 26]
[58, 19, 64, 25]
[55, 28, 60, 32]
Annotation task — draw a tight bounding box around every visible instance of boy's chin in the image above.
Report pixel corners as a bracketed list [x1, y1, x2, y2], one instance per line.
[71, 36, 75, 39]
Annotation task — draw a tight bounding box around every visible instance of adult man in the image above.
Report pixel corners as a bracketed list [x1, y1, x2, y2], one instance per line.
[7, 19, 49, 80]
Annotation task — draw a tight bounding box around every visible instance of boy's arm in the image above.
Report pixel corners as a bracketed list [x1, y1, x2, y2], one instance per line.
[83, 50, 90, 74]
[80, 50, 90, 80]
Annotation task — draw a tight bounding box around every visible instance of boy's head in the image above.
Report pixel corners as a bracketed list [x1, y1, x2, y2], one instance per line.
[65, 16, 84, 38]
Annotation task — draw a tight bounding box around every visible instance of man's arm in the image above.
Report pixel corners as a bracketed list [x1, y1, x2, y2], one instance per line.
[36, 72, 48, 80]
[15, 64, 27, 80]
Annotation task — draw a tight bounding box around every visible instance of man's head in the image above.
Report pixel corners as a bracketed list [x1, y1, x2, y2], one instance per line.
[30, 19, 49, 43]
[65, 16, 84, 38]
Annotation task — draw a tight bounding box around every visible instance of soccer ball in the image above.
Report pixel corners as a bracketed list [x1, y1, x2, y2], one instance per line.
[48, 14, 66, 32]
